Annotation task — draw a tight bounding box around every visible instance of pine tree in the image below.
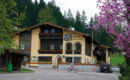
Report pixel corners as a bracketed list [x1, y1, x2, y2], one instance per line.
[5, 0, 26, 28]
[75, 11, 84, 32]
[67, 9, 75, 27]
[37, 7, 56, 24]
[39, 0, 46, 9]
[89, 17, 95, 27]
[81, 11, 87, 29]
[31, 0, 39, 26]
[0, 0, 15, 53]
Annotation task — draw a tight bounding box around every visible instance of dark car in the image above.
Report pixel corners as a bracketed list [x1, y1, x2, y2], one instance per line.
[100, 63, 112, 73]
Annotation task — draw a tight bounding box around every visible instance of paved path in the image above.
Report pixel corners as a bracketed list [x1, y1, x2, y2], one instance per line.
[0, 68, 120, 80]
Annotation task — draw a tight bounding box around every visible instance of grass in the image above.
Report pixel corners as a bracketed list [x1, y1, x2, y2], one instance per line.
[0, 68, 33, 74]
[110, 54, 125, 66]
[0, 70, 8, 73]
[20, 68, 34, 72]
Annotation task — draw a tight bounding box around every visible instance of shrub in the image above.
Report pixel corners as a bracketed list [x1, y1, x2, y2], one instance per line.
[119, 65, 130, 80]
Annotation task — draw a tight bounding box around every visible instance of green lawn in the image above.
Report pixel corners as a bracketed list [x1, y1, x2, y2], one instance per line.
[0, 68, 33, 73]
[20, 68, 34, 72]
[110, 54, 125, 66]
[0, 70, 8, 73]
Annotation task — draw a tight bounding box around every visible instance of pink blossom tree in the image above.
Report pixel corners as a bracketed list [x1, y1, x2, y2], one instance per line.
[95, 0, 130, 57]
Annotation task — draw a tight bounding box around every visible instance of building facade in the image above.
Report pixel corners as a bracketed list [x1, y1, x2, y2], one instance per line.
[13, 23, 110, 67]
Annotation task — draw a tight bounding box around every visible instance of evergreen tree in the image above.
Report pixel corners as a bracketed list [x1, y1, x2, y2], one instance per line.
[63, 11, 70, 28]
[81, 11, 87, 28]
[5, 0, 26, 28]
[32, 0, 39, 25]
[37, 7, 56, 24]
[0, 0, 24, 53]
[67, 9, 75, 27]
[75, 11, 84, 32]
[39, 0, 46, 9]
[15, 0, 32, 27]
[89, 17, 95, 27]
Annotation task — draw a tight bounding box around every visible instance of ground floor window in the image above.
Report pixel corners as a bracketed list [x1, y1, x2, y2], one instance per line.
[74, 57, 81, 63]
[65, 57, 81, 63]
[38, 57, 52, 62]
[66, 57, 72, 63]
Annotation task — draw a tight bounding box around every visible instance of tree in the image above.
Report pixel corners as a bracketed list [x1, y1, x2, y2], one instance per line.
[39, 0, 46, 9]
[5, 0, 26, 28]
[37, 7, 56, 24]
[75, 11, 84, 32]
[0, 0, 26, 53]
[89, 17, 95, 27]
[81, 11, 87, 28]
[95, 0, 130, 57]
[67, 9, 75, 27]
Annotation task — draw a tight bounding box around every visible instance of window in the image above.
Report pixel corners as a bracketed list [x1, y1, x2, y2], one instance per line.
[50, 44, 54, 50]
[66, 57, 72, 63]
[74, 57, 81, 63]
[66, 57, 81, 63]
[20, 43, 25, 50]
[74, 42, 81, 54]
[50, 29, 55, 33]
[75, 43, 81, 51]
[64, 34, 72, 41]
[66, 42, 72, 54]
[38, 57, 52, 62]
[60, 44, 63, 50]
[20, 31, 31, 50]
[44, 29, 48, 33]
[66, 42, 72, 50]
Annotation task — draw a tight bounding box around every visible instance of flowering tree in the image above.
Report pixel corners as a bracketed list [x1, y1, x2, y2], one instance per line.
[94, 0, 130, 57]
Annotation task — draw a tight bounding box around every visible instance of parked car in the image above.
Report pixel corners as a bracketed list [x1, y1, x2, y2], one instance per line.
[100, 63, 112, 73]
[112, 66, 120, 72]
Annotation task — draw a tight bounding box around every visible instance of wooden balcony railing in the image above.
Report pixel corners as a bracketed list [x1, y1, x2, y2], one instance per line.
[39, 33, 63, 35]
[65, 50, 72, 54]
[74, 50, 81, 54]
[39, 33, 63, 39]
[39, 50, 63, 54]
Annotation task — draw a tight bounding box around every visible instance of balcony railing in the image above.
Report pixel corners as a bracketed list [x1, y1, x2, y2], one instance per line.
[74, 50, 81, 54]
[39, 33, 63, 39]
[39, 50, 63, 54]
[65, 50, 72, 54]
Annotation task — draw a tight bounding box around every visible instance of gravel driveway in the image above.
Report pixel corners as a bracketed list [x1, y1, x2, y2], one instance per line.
[0, 68, 120, 80]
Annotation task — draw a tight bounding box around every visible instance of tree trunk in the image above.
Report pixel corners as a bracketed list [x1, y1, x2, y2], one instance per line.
[125, 56, 130, 66]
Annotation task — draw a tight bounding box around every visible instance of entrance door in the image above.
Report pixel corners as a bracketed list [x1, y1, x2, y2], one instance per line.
[57, 57, 62, 66]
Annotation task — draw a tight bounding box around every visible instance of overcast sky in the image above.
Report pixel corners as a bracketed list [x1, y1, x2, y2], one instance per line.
[32, 0, 99, 22]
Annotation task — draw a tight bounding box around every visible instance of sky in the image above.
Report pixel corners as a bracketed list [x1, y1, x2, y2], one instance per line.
[32, 0, 99, 22]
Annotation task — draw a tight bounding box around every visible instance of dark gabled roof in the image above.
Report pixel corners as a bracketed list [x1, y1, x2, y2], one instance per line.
[15, 22, 89, 37]
[14, 22, 110, 49]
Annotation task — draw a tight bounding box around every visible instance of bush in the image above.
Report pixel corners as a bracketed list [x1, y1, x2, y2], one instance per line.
[119, 65, 130, 80]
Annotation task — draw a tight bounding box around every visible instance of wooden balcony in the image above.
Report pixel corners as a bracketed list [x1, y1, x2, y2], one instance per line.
[74, 50, 81, 54]
[39, 33, 63, 39]
[39, 50, 63, 54]
[39, 33, 63, 35]
[65, 50, 72, 54]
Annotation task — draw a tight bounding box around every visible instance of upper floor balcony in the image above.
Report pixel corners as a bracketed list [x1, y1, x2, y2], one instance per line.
[39, 33, 63, 39]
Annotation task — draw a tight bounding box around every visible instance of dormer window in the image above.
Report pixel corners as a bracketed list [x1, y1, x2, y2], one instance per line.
[50, 29, 55, 33]
[44, 29, 48, 33]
